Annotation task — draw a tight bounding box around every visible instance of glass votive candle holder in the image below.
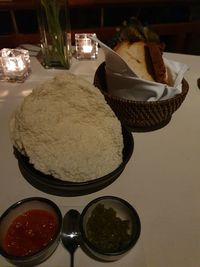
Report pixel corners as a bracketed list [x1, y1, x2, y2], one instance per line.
[75, 33, 98, 60]
[16, 48, 31, 74]
[0, 48, 31, 82]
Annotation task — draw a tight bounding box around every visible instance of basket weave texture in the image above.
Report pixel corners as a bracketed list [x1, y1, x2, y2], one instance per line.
[94, 62, 189, 132]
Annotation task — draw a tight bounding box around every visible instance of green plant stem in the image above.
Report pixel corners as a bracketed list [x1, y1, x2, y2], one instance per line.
[41, 0, 68, 68]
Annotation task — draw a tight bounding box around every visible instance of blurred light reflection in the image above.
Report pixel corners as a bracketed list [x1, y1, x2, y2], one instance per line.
[20, 89, 32, 97]
[0, 90, 9, 98]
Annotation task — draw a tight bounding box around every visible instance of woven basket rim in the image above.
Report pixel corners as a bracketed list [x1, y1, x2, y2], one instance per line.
[94, 62, 189, 106]
[93, 62, 189, 131]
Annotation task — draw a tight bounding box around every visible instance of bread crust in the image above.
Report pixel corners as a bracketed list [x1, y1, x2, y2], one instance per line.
[147, 42, 168, 84]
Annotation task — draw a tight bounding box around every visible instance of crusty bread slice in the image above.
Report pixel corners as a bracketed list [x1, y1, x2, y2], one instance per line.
[114, 40, 168, 84]
[147, 42, 168, 84]
[114, 41, 155, 81]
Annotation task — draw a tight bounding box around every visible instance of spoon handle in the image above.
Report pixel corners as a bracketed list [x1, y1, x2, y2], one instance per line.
[70, 252, 74, 267]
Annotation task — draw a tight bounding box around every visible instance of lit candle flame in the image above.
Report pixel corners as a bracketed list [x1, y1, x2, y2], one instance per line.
[6, 57, 26, 72]
[82, 38, 93, 53]
[82, 45, 93, 53]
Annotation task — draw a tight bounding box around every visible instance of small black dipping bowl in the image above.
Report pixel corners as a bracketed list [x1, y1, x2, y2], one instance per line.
[0, 197, 62, 267]
[79, 196, 141, 262]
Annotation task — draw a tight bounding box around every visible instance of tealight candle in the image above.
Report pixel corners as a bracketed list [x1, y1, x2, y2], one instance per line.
[0, 48, 31, 82]
[75, 33, 98, 60]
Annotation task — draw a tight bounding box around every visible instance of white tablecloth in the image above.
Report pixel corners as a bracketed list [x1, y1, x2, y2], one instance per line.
[0, 49, 200, 267]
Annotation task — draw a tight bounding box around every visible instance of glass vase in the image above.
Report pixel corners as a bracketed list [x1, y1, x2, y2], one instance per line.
[38, 0, 71, 69]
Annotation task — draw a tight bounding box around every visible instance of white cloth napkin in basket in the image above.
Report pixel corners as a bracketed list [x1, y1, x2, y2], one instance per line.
[91, 36, 188, 101]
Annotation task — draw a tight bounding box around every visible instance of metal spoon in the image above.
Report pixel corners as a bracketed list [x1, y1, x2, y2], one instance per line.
[61, 209, 80, 267]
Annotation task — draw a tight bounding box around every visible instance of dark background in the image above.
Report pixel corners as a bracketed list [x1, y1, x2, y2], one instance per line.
[0, 3, 200, 54]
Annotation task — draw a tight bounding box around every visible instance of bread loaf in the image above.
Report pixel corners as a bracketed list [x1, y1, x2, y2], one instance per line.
[114, 40, 168, 84]
[114, 41, 155, 81]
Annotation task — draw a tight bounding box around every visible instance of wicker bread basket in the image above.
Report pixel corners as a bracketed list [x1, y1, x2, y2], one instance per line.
[94, 62, 189, 132]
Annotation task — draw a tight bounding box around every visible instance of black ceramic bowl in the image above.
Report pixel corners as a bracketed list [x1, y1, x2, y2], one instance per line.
[80, 196, 141, 262]
[14, 127, 133, 196]
[0, 197, 62, 267]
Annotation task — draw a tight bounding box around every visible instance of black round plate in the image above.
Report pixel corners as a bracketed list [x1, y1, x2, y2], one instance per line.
[14, 127, 134, 196]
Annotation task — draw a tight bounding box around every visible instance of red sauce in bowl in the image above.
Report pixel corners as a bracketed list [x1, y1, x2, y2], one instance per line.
[3, 209, 58, 257]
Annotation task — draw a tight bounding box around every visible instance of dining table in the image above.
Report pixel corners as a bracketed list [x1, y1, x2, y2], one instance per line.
[0, 47, 200, 267]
